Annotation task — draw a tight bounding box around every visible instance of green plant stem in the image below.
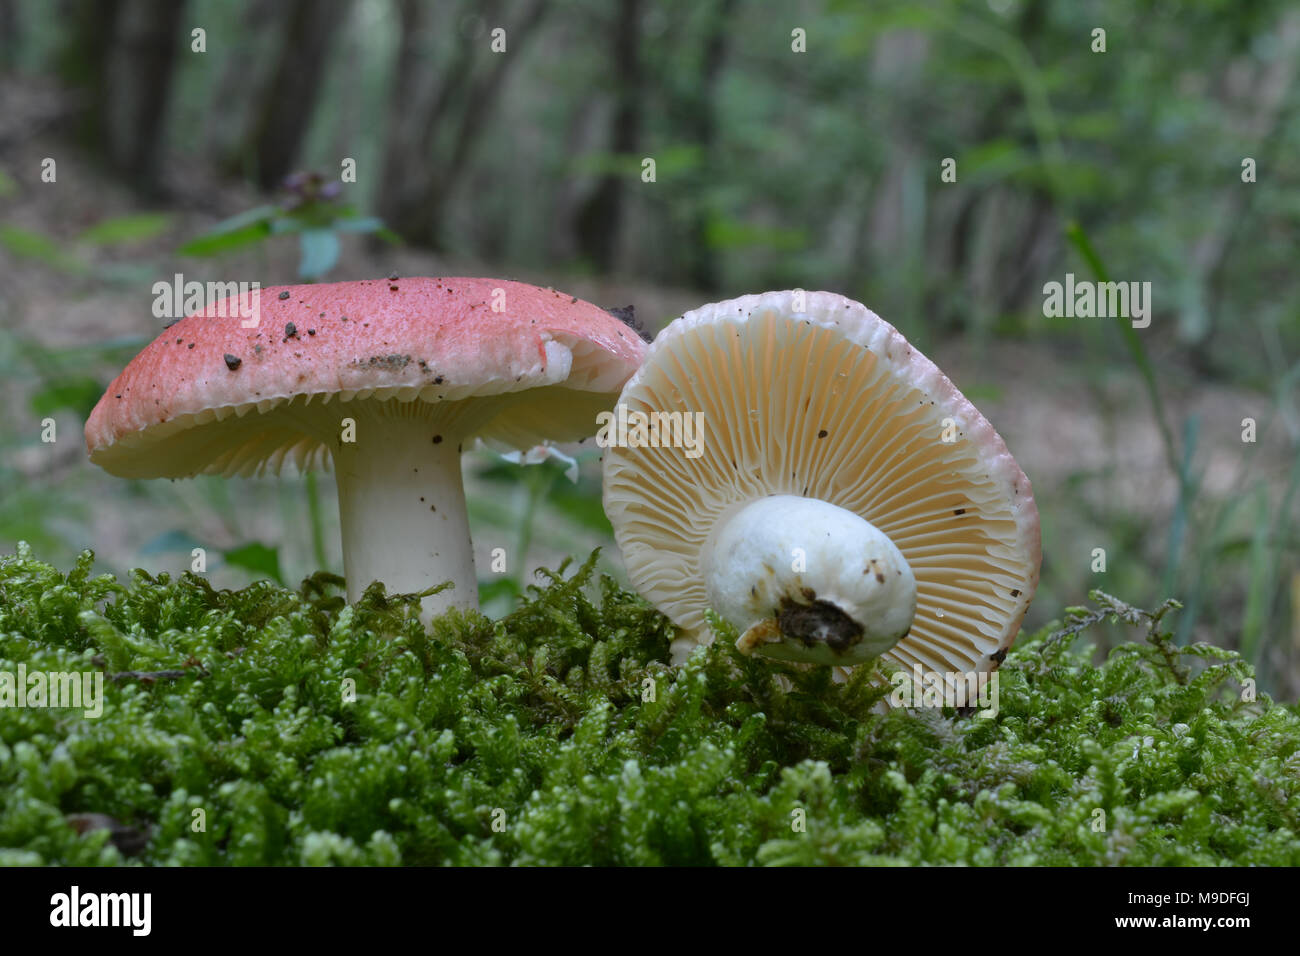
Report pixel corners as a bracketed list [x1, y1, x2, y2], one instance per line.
[305, 471, 328, 571]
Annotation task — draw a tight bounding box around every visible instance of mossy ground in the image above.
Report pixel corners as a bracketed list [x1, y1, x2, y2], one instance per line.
[1, 543, 1297, 866]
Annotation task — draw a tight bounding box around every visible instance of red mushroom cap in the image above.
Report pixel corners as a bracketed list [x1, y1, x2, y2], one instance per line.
[85, 277, 645, 478]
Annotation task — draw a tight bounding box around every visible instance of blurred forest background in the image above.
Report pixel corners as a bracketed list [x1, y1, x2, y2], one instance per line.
[0, 0, 1298, 695]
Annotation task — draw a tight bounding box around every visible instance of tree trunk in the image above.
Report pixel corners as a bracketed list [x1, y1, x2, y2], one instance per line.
[204, 0, 279, 158]
[56, 0, 184, 191]
[684, 0, 736, 292]
[102, 0, 185, 189]
[56, 0, 120, 151]
[0, 0, 19, 68]
[375, 0, 444, 236]
[376, 0, 549, 247]
[573, 0, 641, 272]
[236, 0, 352, 189]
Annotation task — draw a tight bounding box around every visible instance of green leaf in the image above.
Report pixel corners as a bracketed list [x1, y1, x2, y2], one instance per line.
[29, 377, 103, 418]
[79, 213, 173, 245]
[0, 225, 82, 271]
[223, 543, 285, 585]
[206, 204, 281, 235]
[178, 205, 279, 257]
[0, 225, 59, 259]
[178, 222, 273, 257]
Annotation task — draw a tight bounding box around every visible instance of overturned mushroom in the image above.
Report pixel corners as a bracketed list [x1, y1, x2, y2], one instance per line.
[602, 290, 1040, 682]
[86, 277, 644, 618]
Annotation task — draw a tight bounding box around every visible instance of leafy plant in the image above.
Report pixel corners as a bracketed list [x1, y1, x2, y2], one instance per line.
[178, 171, 399, 280]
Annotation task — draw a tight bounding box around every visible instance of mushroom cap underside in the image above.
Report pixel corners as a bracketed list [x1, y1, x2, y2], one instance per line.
[602, 289, 1041, 677]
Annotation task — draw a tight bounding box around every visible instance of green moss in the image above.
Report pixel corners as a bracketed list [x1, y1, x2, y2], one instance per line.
[1, 543, 1297, 866]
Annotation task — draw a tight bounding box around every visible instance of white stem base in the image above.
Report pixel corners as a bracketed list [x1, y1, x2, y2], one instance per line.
[702, 495, 916, 665]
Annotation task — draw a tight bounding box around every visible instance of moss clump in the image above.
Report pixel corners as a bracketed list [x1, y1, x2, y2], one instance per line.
[0, 543, 1297, 865]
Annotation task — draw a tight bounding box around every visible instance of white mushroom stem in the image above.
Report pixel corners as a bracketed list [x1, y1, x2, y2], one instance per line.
[701, 495, 917, 665]
[332, 407, 476, 620]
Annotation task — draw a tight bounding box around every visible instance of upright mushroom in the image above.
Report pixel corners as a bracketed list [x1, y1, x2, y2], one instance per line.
[86, 277, 644, 618]
[602, 290, 1040, 684]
